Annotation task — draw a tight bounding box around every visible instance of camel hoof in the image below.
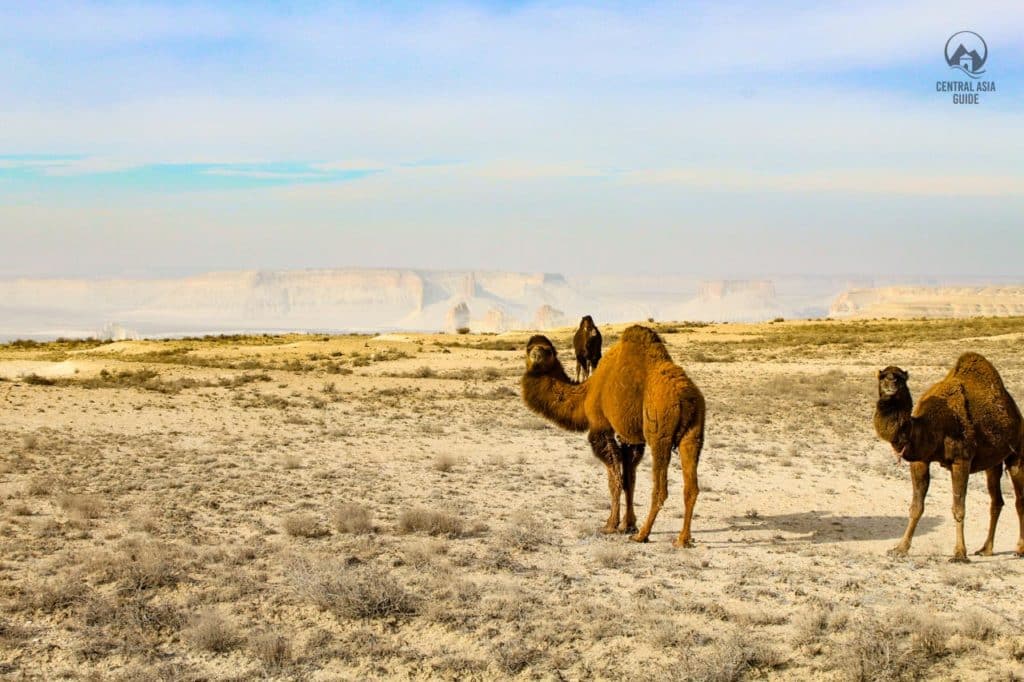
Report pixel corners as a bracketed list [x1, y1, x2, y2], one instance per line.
[887, 546, 909, 558]
[673, 538, 695, 549]
[600, 525, 618, 535]
[629, 533, 649, 543]
[974, 547, 993, 557]
[948, 554, 970, 564]
[618, 525, 638, 535]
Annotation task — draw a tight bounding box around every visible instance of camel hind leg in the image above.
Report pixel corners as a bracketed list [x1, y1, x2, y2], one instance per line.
[975, 463, 1004, 556]
[631, 441, 669, 543]
[674, 425, 702, 548]
[1007, 460, 1024, 557]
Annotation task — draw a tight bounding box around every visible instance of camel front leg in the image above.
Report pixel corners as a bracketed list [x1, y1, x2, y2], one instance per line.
[618, 443, 644, 534]
[890, 461, 930, 557]
[949, 458, 970, 563]
[632, 444, 670, 543]
[588, 431, 622, 533]
[975, 463, 1004, 556]
[1007, 461, 1024, 557]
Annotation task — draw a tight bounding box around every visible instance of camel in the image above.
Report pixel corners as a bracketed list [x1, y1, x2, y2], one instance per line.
[573, 315, 602, 381]
[521, 325, 705, 545]
[874, 353, 1024, 562]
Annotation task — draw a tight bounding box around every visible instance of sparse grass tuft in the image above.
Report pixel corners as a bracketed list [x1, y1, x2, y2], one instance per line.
[331, 503, 373, 534]
[594, 542, 628, 568]
[249, 630, 292, 668]
[290, 557, 418, 619]
[283, 512, 329, 538]
[58, 493, 105, 520]
[497, 511, 551, 551]
[397, 507, 465, 537]
[185, 608, 239, 653]
[432, 453, 457, 472]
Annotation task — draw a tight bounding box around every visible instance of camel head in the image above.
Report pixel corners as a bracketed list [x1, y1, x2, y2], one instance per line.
[876, 366, 913, 459]
[525, 335, 560, 375]
[877, 366, 909, 399]
[579, 315, 599, 337]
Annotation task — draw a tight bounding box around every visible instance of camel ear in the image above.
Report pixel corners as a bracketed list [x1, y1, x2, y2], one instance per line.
[900, 370, 909, 380]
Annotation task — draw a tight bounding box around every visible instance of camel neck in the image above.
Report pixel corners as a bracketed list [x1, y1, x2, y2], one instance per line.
[874, 392, 912, 445]
[521, 372, 590, 432]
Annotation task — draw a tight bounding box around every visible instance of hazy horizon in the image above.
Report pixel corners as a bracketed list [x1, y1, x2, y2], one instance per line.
[2, 1, 1022, 279]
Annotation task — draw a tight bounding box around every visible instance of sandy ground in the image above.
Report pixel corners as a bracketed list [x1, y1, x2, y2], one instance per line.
[1, 320, 1024, 680]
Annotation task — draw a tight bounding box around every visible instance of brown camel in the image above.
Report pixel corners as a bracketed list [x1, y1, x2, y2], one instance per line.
[572, 315, 602, 381]
[521, 325, 705, 545]
[874, 353, 1024, 562]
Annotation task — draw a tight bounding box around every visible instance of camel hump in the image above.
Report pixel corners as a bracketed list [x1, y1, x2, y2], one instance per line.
[951, 352, 1001, 383]
[621, 325, 664, 346]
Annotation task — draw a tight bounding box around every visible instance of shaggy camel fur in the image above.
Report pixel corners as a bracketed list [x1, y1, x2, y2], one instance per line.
[572, 315, 602, 381]
[521, 325, 705, 545]
[874, 353, 1024, 562]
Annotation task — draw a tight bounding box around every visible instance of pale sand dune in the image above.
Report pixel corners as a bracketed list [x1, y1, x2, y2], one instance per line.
[2, 319, 1024, 679]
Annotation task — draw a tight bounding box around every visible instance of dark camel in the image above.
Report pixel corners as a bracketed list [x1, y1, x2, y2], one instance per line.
[572, 315, 602, 381]
[521, 326, 705, 546]
[874, 353, 1024, 562]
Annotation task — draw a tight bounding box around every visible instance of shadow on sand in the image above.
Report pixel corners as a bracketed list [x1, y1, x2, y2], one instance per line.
[724, 509, 943, 544]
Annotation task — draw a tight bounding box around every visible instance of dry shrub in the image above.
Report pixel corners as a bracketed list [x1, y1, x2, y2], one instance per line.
[402, 539, 446, 569]
[791, 604, 830, 646]
[680, 631, 786, 681]
[281, 454, 302, 469]
[497, 511, 551, 551]
[25, 575, 87, 612]
[282, 512, 328, 538]
[397, 507, 465, 537]
[594, 542, 628, 568]
[58, 493, 105, 520]
[185, 608, 239, 653]
[836, 610, 952, 681]
[331, 503, 373, 534]
[289, 557, 417, 619]
[90, 541, 182, 591]
[24, 478, 51, 496]
[492, 639, 543, 675]
[10, 502, 32, 516]
[957, 608, 999, 641]
[249, 630, 292, 668]
[80, 592, 184, 655]
[432, 453, 457, 472]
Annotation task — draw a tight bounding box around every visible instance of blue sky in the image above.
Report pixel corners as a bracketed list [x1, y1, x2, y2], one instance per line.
[1, 1, 1022, 278]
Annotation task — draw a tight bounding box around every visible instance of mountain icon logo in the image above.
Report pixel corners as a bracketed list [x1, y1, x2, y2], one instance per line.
[945, 31, 987, 78]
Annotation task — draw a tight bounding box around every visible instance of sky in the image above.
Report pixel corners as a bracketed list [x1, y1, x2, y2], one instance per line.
[1, 1, 1022, 279]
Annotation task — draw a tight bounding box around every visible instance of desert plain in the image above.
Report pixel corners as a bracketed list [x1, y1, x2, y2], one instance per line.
[2, 317, 1024, 681]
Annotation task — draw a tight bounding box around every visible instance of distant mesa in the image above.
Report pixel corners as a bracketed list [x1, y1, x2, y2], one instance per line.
[480, 307, 513, 333]
[830, 286, 1024, 319]
[697, 280, 775, 302]
[532, 304, 567, 330]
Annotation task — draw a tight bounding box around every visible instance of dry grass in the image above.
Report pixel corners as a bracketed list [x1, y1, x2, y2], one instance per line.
[249, 630, 292, 668]
[331, 503, 373, 534]
[289, 557, 418, 619]
[397, 507, 465, 537]
[184, 608, 239, 653]
[57, 493, 105, 520]
[282, 512, 328, 538]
